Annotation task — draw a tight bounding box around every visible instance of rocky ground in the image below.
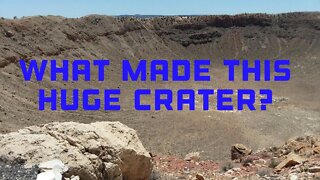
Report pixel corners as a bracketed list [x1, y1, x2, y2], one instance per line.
[0, 12, 319, 179]
[0, 121, 152, 180]
[0, 121, 319, 180]
[152, 136, 320, 179]
[0, 13, 319, 160]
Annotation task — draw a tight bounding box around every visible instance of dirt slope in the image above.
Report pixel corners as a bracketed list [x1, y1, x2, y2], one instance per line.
[0, 12, 319, 160]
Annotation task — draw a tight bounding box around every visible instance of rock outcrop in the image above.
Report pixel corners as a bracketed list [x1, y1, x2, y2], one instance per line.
[0, 121, 153, 180]
[275, 153, 306, 171]
[153, 136, 320, 179]
[231, 144, 252, 161]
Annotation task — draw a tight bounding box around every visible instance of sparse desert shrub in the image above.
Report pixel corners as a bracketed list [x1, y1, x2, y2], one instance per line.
[241, 156, 254, 166]
[268, 158, 280, 168]
[221, 162, 234, 172]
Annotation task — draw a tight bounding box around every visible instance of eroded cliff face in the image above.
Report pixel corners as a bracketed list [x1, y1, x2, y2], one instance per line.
[1, 13, 319, 65]
[0, 13, 319, 160]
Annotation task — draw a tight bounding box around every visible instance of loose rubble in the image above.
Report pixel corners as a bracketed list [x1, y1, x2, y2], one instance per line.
[275, 153, 305, 171]
[184, 152, 201, 162]
[0, 159, 40, 180]
[1, 121, 320, 179]
[153, 136, 320, 179]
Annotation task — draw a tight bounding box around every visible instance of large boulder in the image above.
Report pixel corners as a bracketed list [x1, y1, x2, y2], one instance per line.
[0, 121, 152, 180]
[275, 153, 306, 171]
[231, 144, 252, 161]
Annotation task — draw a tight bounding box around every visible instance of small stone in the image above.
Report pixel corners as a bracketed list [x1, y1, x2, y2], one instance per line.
[309, 166, 320, 173]
[232, 168, 241, 172]
[36, 170, 61, 180]
[275, 153, 305, 171]
[314, 147, 320, 154]
[104, 162, 122, 180]
[4, 30, 14, 38]
[253, 159, 266, 166]
[70, 175, 80, 180]
[39, 159, 68, 174]
[196, 173, 205, 180]
[184, 152, 200, 161]
[289, 174, 298, 180]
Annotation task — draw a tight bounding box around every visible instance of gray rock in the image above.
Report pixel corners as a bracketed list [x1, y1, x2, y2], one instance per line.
[0, 121, 153, 180]
[0, 159, 40, 180]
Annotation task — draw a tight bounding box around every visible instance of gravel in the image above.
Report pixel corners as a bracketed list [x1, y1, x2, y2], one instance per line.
[0, 159, 40, 180]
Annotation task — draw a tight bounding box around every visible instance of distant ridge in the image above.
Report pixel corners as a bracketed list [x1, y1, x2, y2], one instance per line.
[116, 14, 200, 18]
